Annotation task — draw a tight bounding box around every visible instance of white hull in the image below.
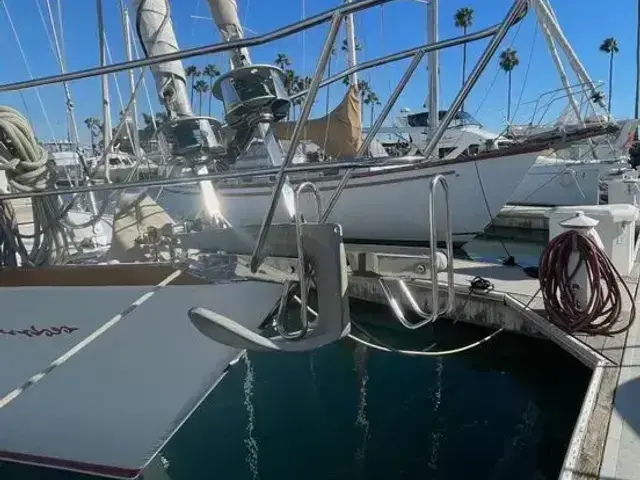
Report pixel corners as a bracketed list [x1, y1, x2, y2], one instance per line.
[158, 151, 541, 246]
[509, 157, 631, 206]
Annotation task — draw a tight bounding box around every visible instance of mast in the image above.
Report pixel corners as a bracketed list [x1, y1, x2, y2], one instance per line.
[206, 0, 250, 69]
[344, 0, 359, 87]
[427, 0, 439, 140]
[120, 2, 142, 156]
[133, 0, 192, 117]
[97, 0, 112, 156]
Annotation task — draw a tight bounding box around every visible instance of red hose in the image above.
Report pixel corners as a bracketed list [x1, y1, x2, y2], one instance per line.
[538, 229, 635, 335]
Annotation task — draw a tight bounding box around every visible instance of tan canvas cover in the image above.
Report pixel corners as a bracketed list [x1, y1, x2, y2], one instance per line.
[271, 85, 362, 159]
[107, 192, 174, 263]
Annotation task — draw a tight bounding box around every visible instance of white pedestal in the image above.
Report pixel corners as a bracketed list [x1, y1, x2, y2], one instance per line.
[547, 204, 637, 276]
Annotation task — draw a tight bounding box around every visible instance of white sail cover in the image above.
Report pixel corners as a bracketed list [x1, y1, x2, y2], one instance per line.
[133, 0, 192, 115]
[206, 0, 251, 67]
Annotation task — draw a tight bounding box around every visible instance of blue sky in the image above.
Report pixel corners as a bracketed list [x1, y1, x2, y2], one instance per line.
[1, 0, 638, 143]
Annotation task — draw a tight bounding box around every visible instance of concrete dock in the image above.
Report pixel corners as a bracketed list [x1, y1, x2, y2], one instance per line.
[339, 243, 640, 480]
[494, 205, 640, 240]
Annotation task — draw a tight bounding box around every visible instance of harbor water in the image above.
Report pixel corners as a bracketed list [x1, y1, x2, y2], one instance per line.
[1, 296, 590, 479]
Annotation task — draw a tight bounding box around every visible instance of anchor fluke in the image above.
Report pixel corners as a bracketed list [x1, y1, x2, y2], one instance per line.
[188, 306, 351, 352]
[189, 307, 281, 351]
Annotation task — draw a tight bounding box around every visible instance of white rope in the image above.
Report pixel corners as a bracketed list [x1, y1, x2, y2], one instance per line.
[0, 106, 70, 266]
[1, 2, 57, 141]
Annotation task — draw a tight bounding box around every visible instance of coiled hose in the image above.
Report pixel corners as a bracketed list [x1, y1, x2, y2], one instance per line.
[539, 229, 635, 335]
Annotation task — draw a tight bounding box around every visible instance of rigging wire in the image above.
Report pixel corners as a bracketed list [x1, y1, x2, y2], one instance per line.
[104, 38, 141, 157]
[1, 1, 57, 141]
[511, 21, 539, 124]
[43, 0, 82, 148]
[466, 19, 525, 264]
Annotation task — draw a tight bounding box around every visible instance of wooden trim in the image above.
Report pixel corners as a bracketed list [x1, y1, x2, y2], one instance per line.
[215, 123, 619, 192]
[0, 264, 208, 287]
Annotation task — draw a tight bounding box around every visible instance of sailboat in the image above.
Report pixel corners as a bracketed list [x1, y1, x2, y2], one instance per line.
[0, 0, 338, 477]
[0, 0, 618, 477]
[154, 0, 620, 246]
[367, 0, 636, 208]
[374, 107, 636, 207]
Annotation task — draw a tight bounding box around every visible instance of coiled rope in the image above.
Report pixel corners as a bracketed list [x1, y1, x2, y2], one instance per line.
[0, 106, 70, 266]
[539, 229, 635, 335]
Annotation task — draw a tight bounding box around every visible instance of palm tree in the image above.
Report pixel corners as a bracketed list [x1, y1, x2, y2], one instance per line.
[599, 37, 619, 112]
[341, 39, 362, 87]
[353, 80, 371, 123]
[357, 80, 370, 98]
[193, 80, 209, 115]
[363, 89, 381, 126]
[203, 64, 221, 116]
[185, 65, 201, 109]
[341, 38, 362, 54]
[275, 53, 292, 71]
[499, 48, 520, 123]
[454, 7, 474, 111]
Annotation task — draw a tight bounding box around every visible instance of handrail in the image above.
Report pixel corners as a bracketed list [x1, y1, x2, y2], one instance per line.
[249, 14, 342, 273]
[519, 80, 605, 126]
[377, 174, 455, 328]
[289, 23, 504, 102]
[0, 0, 394, 93]
[430, 174, 455, 318]
[0, 156, 428, 202]
[275, 182, 322, 340]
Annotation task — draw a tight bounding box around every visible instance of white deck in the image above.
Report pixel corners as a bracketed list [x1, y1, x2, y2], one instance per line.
[0, 278, 283, 478]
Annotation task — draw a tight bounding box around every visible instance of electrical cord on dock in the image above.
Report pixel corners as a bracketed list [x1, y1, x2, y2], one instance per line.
[348, 320, 504, 357]
[538, 229, 635, 335]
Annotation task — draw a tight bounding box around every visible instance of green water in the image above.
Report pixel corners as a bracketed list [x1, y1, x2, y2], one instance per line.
[1, 297, 589, 480]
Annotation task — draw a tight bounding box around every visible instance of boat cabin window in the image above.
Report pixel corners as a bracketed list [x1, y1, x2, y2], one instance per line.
[438, 147, 456, 158]
[461, 144, 480, 156]
[406, 110, 482, 129]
